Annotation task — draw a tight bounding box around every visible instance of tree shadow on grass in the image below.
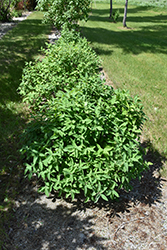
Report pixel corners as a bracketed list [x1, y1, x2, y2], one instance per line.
[0, 16, 51, 167]
[90, 5, 152, 18]
[83, 4, 167, 55]
[89, 5, 167, 23]
[0, 16, 51, 248]
[0, 19, 50, 104]
[81, 23, 167, 55]
[0, 15, 51, 172]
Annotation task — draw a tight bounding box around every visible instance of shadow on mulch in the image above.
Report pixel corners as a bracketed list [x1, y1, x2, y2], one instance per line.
[4, 179, 108, 250]
[3, 140, 166, 249]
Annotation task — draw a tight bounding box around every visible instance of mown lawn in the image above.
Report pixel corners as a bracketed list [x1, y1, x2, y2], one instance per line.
[80, 1, 167, 169]
[0, 11, 51, 247]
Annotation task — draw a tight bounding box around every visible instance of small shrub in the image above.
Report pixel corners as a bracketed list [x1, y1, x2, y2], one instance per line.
[20, 79, 149, 202]
[11, 9, 22, 18]
[112, 9, 120, 23]
[0, 7, 11, 22]
[18, 29, 101, 113]
[0, 0, 20, 22]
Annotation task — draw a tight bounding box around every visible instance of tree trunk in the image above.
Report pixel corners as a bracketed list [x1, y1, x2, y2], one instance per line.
[109, 0, 112, 18]
[123, 0, 128, 27]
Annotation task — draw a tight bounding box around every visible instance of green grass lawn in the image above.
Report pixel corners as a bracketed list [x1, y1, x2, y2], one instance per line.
[80, 2, 167, 166]
[0, 11, 51, 247]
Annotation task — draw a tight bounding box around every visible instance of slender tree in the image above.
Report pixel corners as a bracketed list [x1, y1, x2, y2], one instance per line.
[109, 0, 112, 18]
[123, 0, 128, 27]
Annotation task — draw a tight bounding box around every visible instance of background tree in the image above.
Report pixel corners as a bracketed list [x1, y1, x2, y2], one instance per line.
[123, 0, 128, 27]
[36, 0, 92, 30]
[15, 1, 37, 11]
[109, 0, 112, 18]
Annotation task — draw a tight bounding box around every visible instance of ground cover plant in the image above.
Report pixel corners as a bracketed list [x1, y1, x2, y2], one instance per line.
[80, 1, 167, 167]
[19, 28, 149, 202]
[0, 12, 51, 248]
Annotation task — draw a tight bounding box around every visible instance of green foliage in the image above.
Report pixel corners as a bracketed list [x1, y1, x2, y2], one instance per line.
[19, 73, 148, 202]
[36, 0, 92, 29]
[112, 9, 120, 23]
[18, 15, 149, 202]
[11, 9, 22, 18]
[0, 6, 11, 21]
[0, 0, 18, 21]
[18, 28, 101, 113]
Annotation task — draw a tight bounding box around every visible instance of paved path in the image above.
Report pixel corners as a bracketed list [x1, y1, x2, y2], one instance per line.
[0, 12, 32, 39]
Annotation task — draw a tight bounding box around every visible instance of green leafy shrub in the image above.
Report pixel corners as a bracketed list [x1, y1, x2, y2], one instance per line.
[18, 30, 101, 113]
[112, 9, 120, 23]
[0, 0, 19, 22]
[0, 6, 11, 21]
[36, 0, 92, 30]
[20, 79, 149, 202]
[11, 9, 22, 18]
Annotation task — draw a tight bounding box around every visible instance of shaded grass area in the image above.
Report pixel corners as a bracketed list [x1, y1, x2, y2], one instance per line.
[80, 3, 167, 164]
[0, 12, 51, 248]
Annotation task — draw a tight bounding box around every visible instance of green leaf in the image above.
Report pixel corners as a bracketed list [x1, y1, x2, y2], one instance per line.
[39, 160, 43, 170]
[43, 154, 53, 167]
[84, 197, 90, 203]
[112, 190, 119, 198]
[25, 163, 32, 174]
[96, 126, 103, 131]
[100, 193, 108, 201]
[28, 172, 33, 180]
[84, 185, 87, 195]
[33, 155, 38, 166]
[71, 192, 75, 200]
[64, 145, 74, 152]
[95, 193, 101, 203]
[63, 168, 71, 175]
[45, 187, 50, 197]
[19, 40, 148, 204]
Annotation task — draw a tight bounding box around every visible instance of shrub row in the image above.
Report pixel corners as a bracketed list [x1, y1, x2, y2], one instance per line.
[18, 27, 149, 202]
[18, 28, 101, 114]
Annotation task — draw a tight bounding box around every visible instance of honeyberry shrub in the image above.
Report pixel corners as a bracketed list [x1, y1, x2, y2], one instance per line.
[18, 28, 101, 114]
[36, 0, 92, 30]
[20, 78, 149, 203]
